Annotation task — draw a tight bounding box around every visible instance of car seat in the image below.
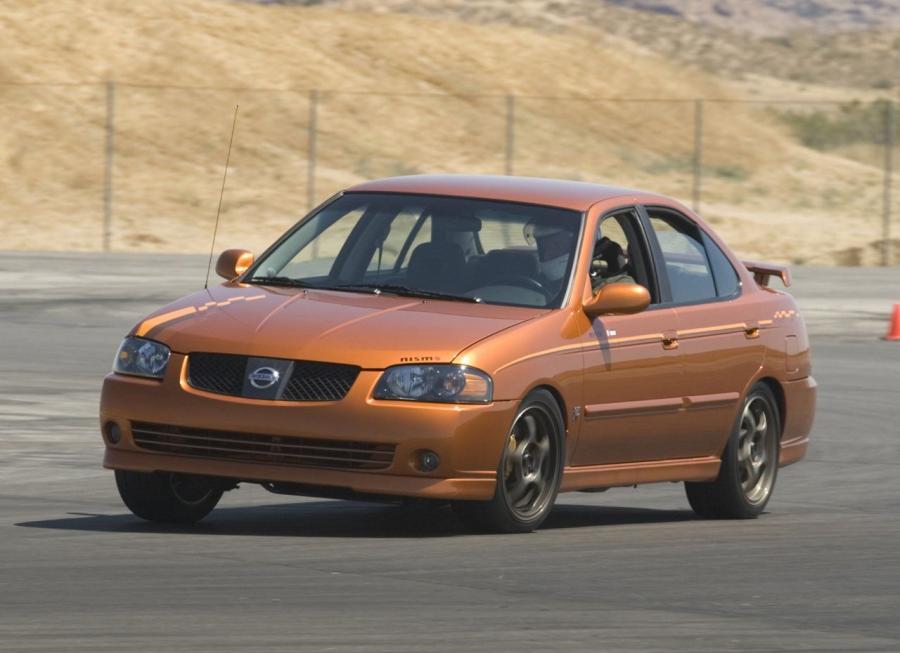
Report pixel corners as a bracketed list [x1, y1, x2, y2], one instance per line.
[407, 241, 467, 293]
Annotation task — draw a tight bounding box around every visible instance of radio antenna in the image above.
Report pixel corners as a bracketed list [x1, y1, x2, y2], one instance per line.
[205, 104, 240, 289]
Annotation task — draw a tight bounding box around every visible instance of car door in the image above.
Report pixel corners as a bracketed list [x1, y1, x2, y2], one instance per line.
[571, 208, 689, 466]
[642, 206, 764, 459]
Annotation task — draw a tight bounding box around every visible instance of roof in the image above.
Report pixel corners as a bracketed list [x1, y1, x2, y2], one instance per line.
[345, 175, 660, 212]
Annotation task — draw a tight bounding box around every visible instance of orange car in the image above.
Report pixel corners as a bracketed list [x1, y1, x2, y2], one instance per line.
[100, 175, 815, 533]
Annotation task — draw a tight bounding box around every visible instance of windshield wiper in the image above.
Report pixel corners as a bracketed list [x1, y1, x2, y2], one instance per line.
[248, 278, 482, 303]
[332, 283, 482, 304]
[247, 276, 316, 288]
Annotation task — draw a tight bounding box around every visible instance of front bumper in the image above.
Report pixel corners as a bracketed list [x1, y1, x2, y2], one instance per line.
[100, 354, 516, 500]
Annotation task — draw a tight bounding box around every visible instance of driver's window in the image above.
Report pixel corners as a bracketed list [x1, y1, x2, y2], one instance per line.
[365, 208, 428, 274]
[592, 211, 656, 302]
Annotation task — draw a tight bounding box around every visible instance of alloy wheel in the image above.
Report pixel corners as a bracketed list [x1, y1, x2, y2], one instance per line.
[502, 405, 560, 520]
[737, 396, 778, 505]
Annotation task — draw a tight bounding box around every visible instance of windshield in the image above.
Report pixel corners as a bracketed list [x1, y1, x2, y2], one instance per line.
[247, 192, 582, 309]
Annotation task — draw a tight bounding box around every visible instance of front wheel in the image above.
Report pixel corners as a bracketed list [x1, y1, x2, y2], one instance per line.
[115, 470, 224, 524]
[453, 389, 564, 533]
[685, 383, 781, 519]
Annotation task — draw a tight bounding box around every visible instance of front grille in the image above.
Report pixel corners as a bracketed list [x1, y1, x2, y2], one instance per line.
[187, 353, 360, 402]
[281, 361, 359, 401]
[131, 422, 396, 471]
[188, 352, 245, 396]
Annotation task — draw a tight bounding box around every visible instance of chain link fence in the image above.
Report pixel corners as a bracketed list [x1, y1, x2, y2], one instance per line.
[0, 81, 896, 265]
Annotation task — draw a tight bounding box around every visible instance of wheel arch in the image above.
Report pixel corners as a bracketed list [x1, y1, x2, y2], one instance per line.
[526, 383, 568, 434]
[755, 376, 786, 440]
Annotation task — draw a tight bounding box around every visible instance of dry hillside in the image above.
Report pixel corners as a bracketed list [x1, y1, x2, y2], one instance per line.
[599, 0, 900, 35]
[306, 0, 900, 90]
[0, 0, 897, 263]
[255, 0, 900, 35]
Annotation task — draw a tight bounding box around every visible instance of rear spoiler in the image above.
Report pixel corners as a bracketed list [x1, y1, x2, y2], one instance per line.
[743, 260, 791, 288]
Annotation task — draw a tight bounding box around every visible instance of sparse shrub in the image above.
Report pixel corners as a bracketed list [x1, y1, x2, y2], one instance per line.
[354, 156, 422, 178]
[764, 36, 793, 48]
[710, 164, 748, 181]
[644, 155, 691, 175]
[776, 100, 899, 150]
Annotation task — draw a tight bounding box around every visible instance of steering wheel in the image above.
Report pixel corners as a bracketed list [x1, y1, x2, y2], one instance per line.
[489, 275, 548, 296]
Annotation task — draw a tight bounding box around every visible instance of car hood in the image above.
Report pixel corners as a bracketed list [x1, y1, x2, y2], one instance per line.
[131, 284, 542, 369]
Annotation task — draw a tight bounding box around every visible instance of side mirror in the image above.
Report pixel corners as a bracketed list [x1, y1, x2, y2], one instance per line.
[583, 283, 650, 318]
[216, 249, 254, 280]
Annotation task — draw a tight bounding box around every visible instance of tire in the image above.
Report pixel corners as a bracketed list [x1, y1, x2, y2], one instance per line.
[685, 383, 781, 519]
[452, 389, 564, 533]
[115, 470, 224, 524]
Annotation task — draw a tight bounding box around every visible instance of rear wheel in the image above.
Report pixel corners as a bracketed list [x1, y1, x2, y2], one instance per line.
[685, 384, 780, 519]
[453, 389, 564, 533]
[115, 470, 224, 524]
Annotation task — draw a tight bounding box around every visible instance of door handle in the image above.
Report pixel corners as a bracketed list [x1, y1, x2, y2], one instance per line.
[745, 322, 760, 339]
[661, 334, 679, 350]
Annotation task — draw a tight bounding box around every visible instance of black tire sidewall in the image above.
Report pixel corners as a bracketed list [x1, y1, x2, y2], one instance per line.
[116, 470, 223, 524]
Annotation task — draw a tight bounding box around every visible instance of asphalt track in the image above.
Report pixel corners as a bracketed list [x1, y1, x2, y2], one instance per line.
[1, 253, 899, 652]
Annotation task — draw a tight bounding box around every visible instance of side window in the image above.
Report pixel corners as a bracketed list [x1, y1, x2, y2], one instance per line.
[647, 211, 717, 304]
[593, 211, 657, 302]
[702, 232, 741, 298]
[366, 208, 428, 273]
[398, 216, 431, 268]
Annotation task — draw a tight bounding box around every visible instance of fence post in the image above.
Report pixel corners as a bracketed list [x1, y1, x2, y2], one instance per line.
[505, 94, 515, 176]
[307, 89, 318, 212]
[692, 98, 703, 213]
[884, 100, 895, 267]
[103, 80, 115, 252]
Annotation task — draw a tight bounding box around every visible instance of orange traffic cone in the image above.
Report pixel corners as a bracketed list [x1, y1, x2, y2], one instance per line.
[884, 304, 900, 341]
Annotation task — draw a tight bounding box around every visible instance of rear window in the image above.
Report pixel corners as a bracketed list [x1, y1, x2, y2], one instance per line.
[648, 214, 717, 304]
[702, 232, 741, 298]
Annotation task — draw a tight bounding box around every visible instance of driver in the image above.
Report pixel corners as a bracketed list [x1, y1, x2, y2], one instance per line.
[591, 236, 635, 292]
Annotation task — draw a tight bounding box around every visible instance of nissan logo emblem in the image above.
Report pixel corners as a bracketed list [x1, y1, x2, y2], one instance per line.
[248, 366, 280, 389]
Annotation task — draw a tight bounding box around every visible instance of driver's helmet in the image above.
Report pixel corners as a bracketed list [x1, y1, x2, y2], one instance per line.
[593, 236, 628, 277]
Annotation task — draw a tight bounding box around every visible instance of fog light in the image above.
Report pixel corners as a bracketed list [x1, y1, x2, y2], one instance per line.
[418, 450, 440, 473]
[104, 421, 122, 445]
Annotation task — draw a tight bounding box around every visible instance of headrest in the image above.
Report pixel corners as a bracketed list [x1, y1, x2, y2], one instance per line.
[524, 220, 566, 245]
[407, 241, 467, 291]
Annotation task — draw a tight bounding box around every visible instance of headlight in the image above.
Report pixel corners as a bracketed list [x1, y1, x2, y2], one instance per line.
[113, 336, 171, 379]
[373, 364, 492, 404]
